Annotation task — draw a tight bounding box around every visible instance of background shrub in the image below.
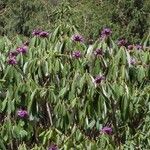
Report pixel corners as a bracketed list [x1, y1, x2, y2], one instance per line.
[0, 0, 149, 41]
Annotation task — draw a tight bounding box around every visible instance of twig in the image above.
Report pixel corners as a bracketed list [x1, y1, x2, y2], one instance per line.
[46, 102, 53, 126]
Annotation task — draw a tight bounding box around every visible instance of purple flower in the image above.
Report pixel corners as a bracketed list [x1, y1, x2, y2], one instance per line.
[72, 51, 81, 59]
[48, 144, 58, 150]
[32, 29, 42, 36]
[130, 57, 136, 65]
[32, 30, 49, 38]
[17, 109, 28, 118]
[16, 45, 28, 54]
[135, 44, 143, 50]
[94, 48, 103, 56]
[101, 126, 112, 135]
[117, 38, 127, 47]
[39, 31, 49, 38]
[101, 28, 112, 39]
[8, 51, 19, 58]
[94, 75, 105, 84]
[72, 34, 84, 42]
[127, 45, 134, 50]
[8, 57, 17, 65]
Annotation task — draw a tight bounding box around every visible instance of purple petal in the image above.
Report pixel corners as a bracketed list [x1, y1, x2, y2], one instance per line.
[101, 28, 112, 39]
[8, 51, 19, 58]
[127, 45, 134, 50]
[32, 29, 42, 36]
[39, 31, 49, 38]
[8, 57, 17, 65]
[72, 34, 84, 42]
[130, 57, 136, 65]
[135, 44, 143, 50]
[94, 48, 103, 56]
[94, 75, 105, 84]
[48, 144, 58, 150]
[72, 51, 82, 59]
[17, 109, 28, 118]
[117, 38, 127, 47]
[16, 45, 28, 54]
[101, 126, 112, 135]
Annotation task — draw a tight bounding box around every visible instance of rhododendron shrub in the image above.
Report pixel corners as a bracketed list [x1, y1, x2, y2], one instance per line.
[0, 25, 149, 150]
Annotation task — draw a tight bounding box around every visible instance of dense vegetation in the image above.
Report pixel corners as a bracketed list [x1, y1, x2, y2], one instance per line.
[0, 0, 150, 150]
[0, 23, 150, 149]
[0, 0, 150, 41]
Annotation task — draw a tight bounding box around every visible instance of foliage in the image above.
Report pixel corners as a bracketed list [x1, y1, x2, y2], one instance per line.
[0, 0, 149, 41]
[0, 24, 150, 149]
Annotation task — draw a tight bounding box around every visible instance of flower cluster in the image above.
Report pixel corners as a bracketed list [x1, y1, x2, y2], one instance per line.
[127, 44, 143, 50]
[117, 38, 128, 47]
[8, 56, 17, 65]
[8, 50, 18, 65]
[16, 45, 28, 54]
[48, 144, 58, 150]
[71, 34, 84, 43]
[101, 126, 112, 135]
[94, 48, 103, 56]
[135, 44, 143, 50]
[32, 29, 49, 38]
[127, 44, 134, 50]
[17, 109, 28, 118]
[101, 28, 112, 39]
[130, 57, 136, 65]
[8, 41, 29, 65]
[72, 51, 82, 59]
[94, 75, 105, 84]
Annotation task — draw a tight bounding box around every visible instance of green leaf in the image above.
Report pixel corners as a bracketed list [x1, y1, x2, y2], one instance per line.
[28, 89, 37, 114]
[58, 86, 68, 98]
[137, 66, 145, 82]
[0, 139, 6, 150]
[88, 120, 95, 129]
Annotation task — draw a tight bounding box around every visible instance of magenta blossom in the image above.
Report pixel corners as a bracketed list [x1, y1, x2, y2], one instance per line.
[17, 109, 28, 118]
[72, 34, 84, 42]
[117, 38, 127, 47]
[32, 30, 49, 38]
[101, 126, 112, 135]
[32, 29, 42, 36]
[135, 44, 143, 50]
[8, 51, 19, 58]
[8, 57, 17, 65]
[101, 28, 112, 39]
[48, 144, 58, 150]
[94, 48, 103, 56]
[130, 57, 136, 65]
[127, 44, 134, 50]
[72, 51, 81, 59]
[39, 31, 49, 38]
[94, 75, 105, 84]
[16, 45, 28, 54]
